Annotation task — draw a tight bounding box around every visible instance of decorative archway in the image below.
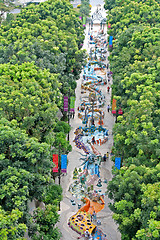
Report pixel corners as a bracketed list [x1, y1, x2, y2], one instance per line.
[91, 7, 103, 23]
[87, 7, 107, 31]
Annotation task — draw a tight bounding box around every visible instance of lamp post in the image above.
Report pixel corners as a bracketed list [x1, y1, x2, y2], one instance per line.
[58, 143, 62, 211]
[99, 112, 103, 126]
[100, 21, 102, 30]
[91, 20, 93, 30]
[95, 44, 97, 60]
[84, 107, 88, 127]
[100, 48, 102, 62]
[91, 100, 95, 126]
[89, 92, 96, 126]
[101, 18, 107, 32]
[89, 47, 92, 61]
[67, 89, 71, 141]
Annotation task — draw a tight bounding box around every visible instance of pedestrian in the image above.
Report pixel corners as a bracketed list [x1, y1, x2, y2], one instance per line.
[107, 86, 110, 93]
[90, 213, 93, 222]
[81, 106, 84, 112]
[92, 136, 95, 144]
[107, 105, 110, 113]
[72, 111, 75, 118]
[103, 154, 107, 162]
[91, 119, 95, 126]
[92, 211, 97, 222]
[106, 152, 109, 159]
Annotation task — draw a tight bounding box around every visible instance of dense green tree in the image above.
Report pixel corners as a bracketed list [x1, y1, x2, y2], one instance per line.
[32, 204, 61, 240]
[0, 118, 53, 200]
[0, 0, 14, 24]
[105, 0, 160, 239]
[0, 62, 61, 143]
[44, 184, 62, 205]
[79, 0, 90, 17]
[107, 165, 160, 239]
[0, 207, 27, 240]
[0, 167, 31, 212]
[0, 0, 86, 84]
[0, 1, 86, 238]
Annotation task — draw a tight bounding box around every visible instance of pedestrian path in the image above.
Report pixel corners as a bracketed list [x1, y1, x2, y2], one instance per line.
[57, 5, 121, 240]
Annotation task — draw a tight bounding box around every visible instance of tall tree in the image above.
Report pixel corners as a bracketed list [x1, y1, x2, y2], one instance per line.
[0, 0, 14, 24]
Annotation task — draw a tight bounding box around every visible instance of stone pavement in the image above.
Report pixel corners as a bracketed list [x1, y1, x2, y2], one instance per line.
[57, 6, 121, 240]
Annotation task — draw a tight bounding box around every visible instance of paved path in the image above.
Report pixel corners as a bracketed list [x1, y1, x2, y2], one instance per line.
[57, 5, 121, 240]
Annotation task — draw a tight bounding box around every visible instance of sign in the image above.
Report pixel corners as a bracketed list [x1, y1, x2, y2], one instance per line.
[64, 96, 68, 112]
[83, 16, 86, 26]
[109, 36, 113, 47]
[118, 108, 123, 115]
[115, 157, 121, 170]
[61, 155, 67, 173]
[112, 98, 117, 114]
[53, 154, 58, 172]
[70, 97, 75, 112]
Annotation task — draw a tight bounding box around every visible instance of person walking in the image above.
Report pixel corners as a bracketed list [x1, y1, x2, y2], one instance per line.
[106, 152, 109, 159]
[107, 105, 110, 113]
[91, 136, 95, 144]
[103, 154, 107, 162]
[92, 211, 97, 223]
[90, 213, 93, 222]
[107, 86, 110, 93]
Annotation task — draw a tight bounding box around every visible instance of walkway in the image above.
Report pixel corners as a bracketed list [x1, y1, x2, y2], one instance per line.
[57, 5, 121, 240]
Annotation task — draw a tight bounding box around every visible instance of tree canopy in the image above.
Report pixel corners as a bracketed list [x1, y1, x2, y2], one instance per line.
[105, 0, 160, 239]
[0, 0, 86, 238]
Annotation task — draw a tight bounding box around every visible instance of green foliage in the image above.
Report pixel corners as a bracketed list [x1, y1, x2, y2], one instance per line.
[0, 119, 52, 200]
[0, 62, 60, 143]
[2, 13, 15, 26]
[32, 204, 61, 240]
[105, 0, 160, 239]
[0, 207, 27, 240]
[108, 165, 160, 239]
[0, 167, 30, 212]
[44, 184, 62, 205]
[0, 0, 87, 238]
[0, 0, 14, 24]
[54, 121, 70, 134]
[0, 0, 86, 87]
[79, 0, 90, 17]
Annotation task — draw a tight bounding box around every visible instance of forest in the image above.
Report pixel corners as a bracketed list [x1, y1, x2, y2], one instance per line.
[105, 0, 160, 239]
[0, 0, 86, 239]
